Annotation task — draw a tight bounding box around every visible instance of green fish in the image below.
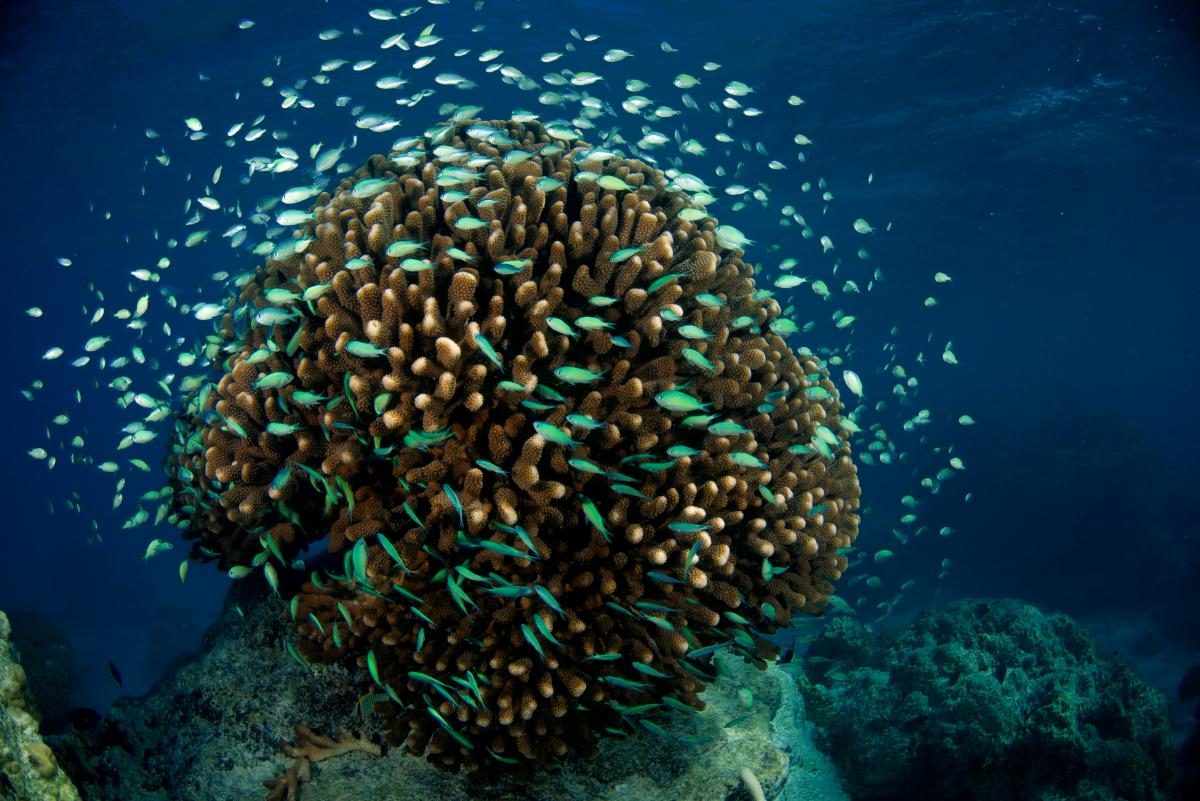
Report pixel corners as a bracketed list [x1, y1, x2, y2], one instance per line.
[402, 500, 426, 531]
[494, 521, 539, 555]
[533, 614, 564, 647]
[495, 258, 532, 275]
[253, 371, 294, 390]
[770, 318, 799, 336]
[533, 585, 565, 618]
[708, 420, 751, 436]
[654, 390, 710, 413]
[533, 421, 579, 447]
[291, 391, 328, 407]
[668, 522, 710, 533]
[351, 537, 368, 583]
[345, 340, 387, 358]
[632, 661, 671, 679]
[610, 245, 644, 263]
[647, 273, 683, 293]
[476, 539, 538, 561]
[600, 675, 649, 691]
[376, 533, 408, 572]
[677, 324, 710, 340]
[285, 324, 306, 357]
[475, 459, 508, 476]
[534, 384, 567, 402]
[578, 494, 610, 541]
[266, 422, 301, 436]
[365, 650, 383, 685]
[484, 585, 534, 598]
[597, 175, 635, 191]
[472, 332, 504, 371]
[386, 239, 427, 258]
[285, 641, 308, 668]
[521, 623, 546, 661]
[568, 457, 608, 475]
[662, 696, 698, 714]
[454, 216, 489, 230]
[444, 484, 464, 528]
[730, 451, 767, 469]
[681, 348, 716, 372]
[264, 287, 301, 304]
[547, 316, 577, 338]
[634, 601, 675, 614]
[447, 573, 477, 613]
[566, 413, 605, 429]
[351, 177, 392, 199]
[444, 246, 475, 262]
[554, 365, 605, 384]
[427, 706, 474, 750]
[574, 315, 613, 331]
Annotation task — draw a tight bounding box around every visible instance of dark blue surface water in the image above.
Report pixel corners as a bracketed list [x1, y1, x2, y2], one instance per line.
[0, 0, 1196, 751]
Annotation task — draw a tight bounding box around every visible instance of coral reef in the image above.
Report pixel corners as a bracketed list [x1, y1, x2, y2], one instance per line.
[264, 725, 381, 801]
[790, 598, 1175, 801]
[0, 610, 81, 801]
[1175, 661, 1200, 800]
[55, 580, 846, 801]
[5, 613, 74, 736]
[165, 118, 860, 773]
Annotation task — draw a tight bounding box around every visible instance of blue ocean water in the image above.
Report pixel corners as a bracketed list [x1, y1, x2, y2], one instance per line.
[0, 0, 1197, 793]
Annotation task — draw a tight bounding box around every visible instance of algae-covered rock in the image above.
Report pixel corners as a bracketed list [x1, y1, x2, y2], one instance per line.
[0, 610, 81, 801]
[792, 598, 1174, 801]
[5, 614, 73, 736]
[57, 581, 845, 801]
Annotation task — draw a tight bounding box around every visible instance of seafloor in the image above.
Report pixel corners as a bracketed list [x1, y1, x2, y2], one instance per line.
[2, 591, 1185, 801]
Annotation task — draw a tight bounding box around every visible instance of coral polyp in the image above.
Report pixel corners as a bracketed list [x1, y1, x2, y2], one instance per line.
[166, 118, 860, 773]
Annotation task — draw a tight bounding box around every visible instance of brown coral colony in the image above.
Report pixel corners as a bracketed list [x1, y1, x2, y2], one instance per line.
[166, 119, 861, 774]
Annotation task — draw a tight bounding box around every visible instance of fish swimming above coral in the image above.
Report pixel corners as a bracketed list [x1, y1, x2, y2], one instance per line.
[14, 0, 982, 781]
[163, 118, 862, 774]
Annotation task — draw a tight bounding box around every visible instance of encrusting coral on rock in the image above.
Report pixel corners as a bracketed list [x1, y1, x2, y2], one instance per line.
[0, 610, 82, 801]
[165, 118, 860, 775]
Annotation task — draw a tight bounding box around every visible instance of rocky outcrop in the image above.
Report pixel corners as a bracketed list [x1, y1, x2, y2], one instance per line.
[0, 610, 81, 801]
[790, 598, 1174, 801]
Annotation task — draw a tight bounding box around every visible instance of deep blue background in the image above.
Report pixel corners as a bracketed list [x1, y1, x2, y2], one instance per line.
[0, 0, 1197, 738]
